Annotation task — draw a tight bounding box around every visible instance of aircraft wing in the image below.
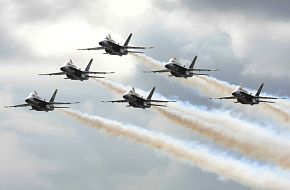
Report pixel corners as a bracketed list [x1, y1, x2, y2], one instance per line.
[125, 46, 154, 49]
[210, 96, 236, 100]
[4, 103, 30, 108]
[144, 99, 176, 103]
[257, 96, 285, 100]
[77, 47, 105, 50]
[84, 71, 115, 74]
[38, 72, 65, 76]
[187, 68, 218, 72]
[51, 101, 80, 105]
[102, 100, 128, 103]
[144, 69, 170, 73]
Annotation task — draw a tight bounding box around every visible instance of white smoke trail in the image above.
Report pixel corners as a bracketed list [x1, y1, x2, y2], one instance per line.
[157, 107, 290, 169]
[95, 78, 290, 170]
[59, 109, 290, 190]
[131, 54, 290, 127]
[95, 79, 127, 94]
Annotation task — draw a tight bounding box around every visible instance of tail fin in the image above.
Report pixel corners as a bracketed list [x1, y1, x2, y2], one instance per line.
[255, 83, 264, 96]
[50, 89, 58, 102]
[147, 87, 155, 100]
[85, 58, 93, 71]
[189, 56, 197, 68]
[123, 33, 132, 46]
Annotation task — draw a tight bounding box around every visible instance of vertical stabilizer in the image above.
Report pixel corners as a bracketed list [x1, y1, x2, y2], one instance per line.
[255, 83, 264, 96]
[147, 87, 155, 100]
[189, 56, 197, 68]
[85, 58, 93, 71]
[124, 33, 132, 46]
[50, 89, 58, 102]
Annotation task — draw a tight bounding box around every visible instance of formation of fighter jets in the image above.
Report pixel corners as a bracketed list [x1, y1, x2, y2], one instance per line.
[4, 33, 285, 111]
[145, 56, 217, 78]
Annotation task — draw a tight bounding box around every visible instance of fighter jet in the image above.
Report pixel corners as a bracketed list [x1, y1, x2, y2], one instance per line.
[4, 89, 79, 111]
[145, 56, 218, 78]
[77, 33, 153, 56]
[210, 83, 285, 105]
[102, 87, 176, 109]
[39, 59, 114, 81]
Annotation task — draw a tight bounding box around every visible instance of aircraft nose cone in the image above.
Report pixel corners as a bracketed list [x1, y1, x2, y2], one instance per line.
[25, 98, 30, 103]
[60, 67, 66, 72]
[99, 41, 105, 46]
[123, 94, 129, 100]
[165, 64, 171, 69]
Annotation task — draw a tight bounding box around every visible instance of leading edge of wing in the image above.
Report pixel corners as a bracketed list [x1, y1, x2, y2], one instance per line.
[84, 71, 115, 74]
[209, 96, 236, 100]
[257, 96, 286, 100]
[77, 47, 105, 50]
[144, 69, 170, 73]
[4, 103, 30, 108]
[101, 100, 128, 103]
[38, 72, 65, 76]
[144, 99, 176, 103]
[51, 101, 80, 105]
[188, 68, 218, 72]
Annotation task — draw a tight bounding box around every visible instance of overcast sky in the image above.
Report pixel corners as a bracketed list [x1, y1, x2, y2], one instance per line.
[1, 0, 290, 190]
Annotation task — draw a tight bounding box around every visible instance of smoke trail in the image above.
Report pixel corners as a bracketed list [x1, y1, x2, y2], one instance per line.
[130, 53, 163, 70]
[131, 54, 290, 126]
[94, 78, 290, 169]
[156, 107, 290, 169]
[59, 109, 290, 190]
[95, 79, 127, 94]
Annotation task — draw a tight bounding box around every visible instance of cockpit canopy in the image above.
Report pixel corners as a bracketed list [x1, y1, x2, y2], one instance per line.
[105, 34, 116, 43]
[125, 87, 141, 97]
[169, 57, 177, 63]
[28, 91, 41, 99]
[65, 60, 77, 68]
[233, 85, 248, 93]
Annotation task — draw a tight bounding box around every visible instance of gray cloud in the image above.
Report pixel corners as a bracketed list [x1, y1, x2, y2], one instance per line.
[1, 0, 289, 190]
[155, 0, 290, 20]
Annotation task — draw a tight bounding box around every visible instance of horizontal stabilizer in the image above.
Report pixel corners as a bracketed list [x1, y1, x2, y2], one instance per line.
[149, 104, 167, 107]
[259, 100, 276, 103]
[53, 106, 71, 109]
[192, 73, 209, 76]
[127, 51, 144, 54]
[88, 76, 106, 79]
